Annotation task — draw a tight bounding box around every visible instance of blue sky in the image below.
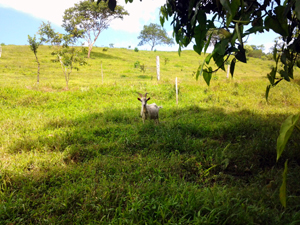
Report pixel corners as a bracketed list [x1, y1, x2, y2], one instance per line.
[0, 0, 278, 52]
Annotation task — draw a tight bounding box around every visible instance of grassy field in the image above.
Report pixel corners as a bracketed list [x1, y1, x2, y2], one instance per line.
[1, 45, 300, 224]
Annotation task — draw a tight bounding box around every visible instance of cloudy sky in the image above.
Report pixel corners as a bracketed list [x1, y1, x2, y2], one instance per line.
[0, 0, 278, 52]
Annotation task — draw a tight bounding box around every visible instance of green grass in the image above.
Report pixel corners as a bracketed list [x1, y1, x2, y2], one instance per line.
[0, 45, 300, 224]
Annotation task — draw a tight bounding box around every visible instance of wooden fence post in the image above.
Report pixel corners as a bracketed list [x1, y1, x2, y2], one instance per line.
[156, 56, 160, 80]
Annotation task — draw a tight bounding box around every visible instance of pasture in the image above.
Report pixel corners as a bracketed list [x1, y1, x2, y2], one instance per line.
[0, 45, 300, 224]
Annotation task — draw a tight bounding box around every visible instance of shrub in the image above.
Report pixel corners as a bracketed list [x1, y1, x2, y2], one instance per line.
[164, 57, 170, 65]
[140, 64, 146, 73]
[134, 61, 140, 68]
[103, 47, 108, 52]
[248, 49, 263, 58]
[134, 47, 139, 52]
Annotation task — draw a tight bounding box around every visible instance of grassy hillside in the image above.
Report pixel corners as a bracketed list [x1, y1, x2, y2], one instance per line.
[0, 45, 300, 224]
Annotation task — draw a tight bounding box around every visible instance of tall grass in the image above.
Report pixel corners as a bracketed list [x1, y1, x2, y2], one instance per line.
[0, 45, 300, 224]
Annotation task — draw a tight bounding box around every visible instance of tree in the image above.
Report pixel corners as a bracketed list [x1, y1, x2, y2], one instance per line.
[62, 1, 128, 58]
[27, 35, 42, 85]
[38, 21, 86, 90]
[137, 23, 174, 51]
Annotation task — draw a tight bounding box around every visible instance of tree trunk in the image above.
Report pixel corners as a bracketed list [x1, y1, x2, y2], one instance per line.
[35, 53, 40, 84]
[58, 54, 69, 90]
[88, 45, 93, 58]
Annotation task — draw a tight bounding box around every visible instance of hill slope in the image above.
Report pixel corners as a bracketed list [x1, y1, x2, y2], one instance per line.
[0, 45, 300, 224]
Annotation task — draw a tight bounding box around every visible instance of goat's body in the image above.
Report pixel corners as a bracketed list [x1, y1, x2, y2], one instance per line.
[141, 103, 162, 124]
[138, 93, 162, 124]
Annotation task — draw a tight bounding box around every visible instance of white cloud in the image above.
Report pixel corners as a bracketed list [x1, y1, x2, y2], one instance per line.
[110, 0, 166, 33]
[0, 0, 166, 31]
[0, 0, 82, 26]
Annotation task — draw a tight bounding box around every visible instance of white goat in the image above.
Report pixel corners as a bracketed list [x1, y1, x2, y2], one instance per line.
[137, 92, 162, 124]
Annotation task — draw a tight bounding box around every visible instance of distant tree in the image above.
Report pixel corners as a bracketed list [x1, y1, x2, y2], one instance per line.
[137, 23, 174, 51]
[62, 1, 128, 58]
[38, 22, 86, 90]
[244, 45, 253, 55]
[109, 43, 114, 48]
[27, 35, 42, 85]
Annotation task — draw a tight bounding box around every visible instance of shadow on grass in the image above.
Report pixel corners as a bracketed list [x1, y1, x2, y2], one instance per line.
[137, 75, 152, 79]
[4, 105, 300, 224]
[8, 105, 300, 174]
[89, 51, 125, 61]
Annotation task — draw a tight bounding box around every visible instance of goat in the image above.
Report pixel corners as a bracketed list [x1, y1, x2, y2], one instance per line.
[137, 92, 162, 124]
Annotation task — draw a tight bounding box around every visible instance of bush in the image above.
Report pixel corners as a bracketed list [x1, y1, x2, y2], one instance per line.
[134, 61, 140, 68]
[248, 49, 263, 58]
[103, 47, 108, 52]
[0, 43, 5, 46]
[140, 64, 146, 73]
[164, 57, 170, 65]
[134, 47, 139, 52]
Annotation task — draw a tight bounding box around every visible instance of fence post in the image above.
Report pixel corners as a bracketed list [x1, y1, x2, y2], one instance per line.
[156, 56, 160, 80]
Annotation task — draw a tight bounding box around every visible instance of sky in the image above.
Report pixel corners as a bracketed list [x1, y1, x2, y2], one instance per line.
[0, 0, 278, 52]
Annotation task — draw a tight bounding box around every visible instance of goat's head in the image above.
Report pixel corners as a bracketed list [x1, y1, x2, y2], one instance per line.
[137, 92, 150, 107]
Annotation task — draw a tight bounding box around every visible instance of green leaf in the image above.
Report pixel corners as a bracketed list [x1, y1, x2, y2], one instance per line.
[193, 44, 202, 55]
[230, 0, 240, 20]
[196, 63, 204, 80]
[267, 67, 276, 85]
[265, 85, 271, 102]
[108, 0, 116, 11]
[203, 67, 212, 86]
[279, 160, 288, 208]
[178, 45, 181, 56]
[204, 32, 213, 54]
[273, 43, 278, 62]
[235, 45, 246, 63]
[213, 53, 225, 71]
[277, 114, 300, 161]
[280, 50, 287, 65]
[215, 39, 229, 56]
[230, 58, 236, 77]
[205, 53, 213, 64]
[220, 0, 231, 15]
[295, 0, 300, 20]
[235, 23, 242, 45]
[193, 11, 207, 54]
[245, 26, 265, 35]
[220, 0, 232, 27]
[264, 7, 289, 37]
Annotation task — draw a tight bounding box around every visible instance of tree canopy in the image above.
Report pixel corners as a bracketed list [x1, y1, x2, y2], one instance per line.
[137, 23, 174, 51]
[38, 22, 86, 90]
[63, 1, 129, 58]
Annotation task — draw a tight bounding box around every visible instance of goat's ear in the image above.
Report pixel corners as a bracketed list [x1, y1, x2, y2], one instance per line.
[147, 97, 150, 101]
[138, 98, 141, 101]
